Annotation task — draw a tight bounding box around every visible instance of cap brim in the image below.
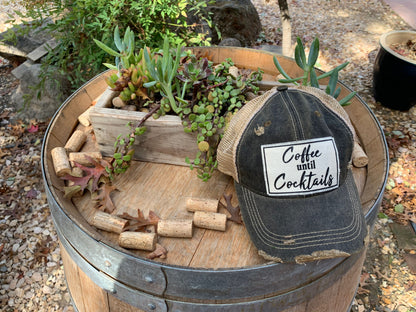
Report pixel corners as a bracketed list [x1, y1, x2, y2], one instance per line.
[235, 169, 367, 263]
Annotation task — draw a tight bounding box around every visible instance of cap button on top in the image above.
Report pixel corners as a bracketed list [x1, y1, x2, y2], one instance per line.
[277, 85, 288, 91]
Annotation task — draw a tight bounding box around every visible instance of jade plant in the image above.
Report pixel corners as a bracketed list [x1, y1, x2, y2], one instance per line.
[273, 37, 356, 106]
[94, 28, 263, 181]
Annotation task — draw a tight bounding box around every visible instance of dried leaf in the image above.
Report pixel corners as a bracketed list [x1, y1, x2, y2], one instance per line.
[120, 209, 160, 232]
[26, 188, 38, 199]
[147, 243, 168, 259]
[61, 156, 110, 194]
[221, 193, 242, 224]
[63, 185, 83, 198]
[95, 183, 118, 213]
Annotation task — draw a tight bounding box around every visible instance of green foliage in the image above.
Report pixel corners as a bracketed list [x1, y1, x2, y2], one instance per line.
[273, 37, 356, 106]
[8, 0, 214, 101]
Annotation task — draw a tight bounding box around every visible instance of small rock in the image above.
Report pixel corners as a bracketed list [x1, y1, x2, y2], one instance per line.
[15, 288, 24, 298]
[24, 290, 34, 299]
[8, 298, 15, 306]
[16, 277, 25, 289]
[33, 227, 42, 234]
[12, 243, 19, 253]
[51, 253, 60, 262]
[52, 293, 62, 301]
[31, 272, 42, 282]
[47, 261, 57, 267]
[9, 279, 17, 290]
[42, 285, 52, 294]
[9, 219, 18, 227]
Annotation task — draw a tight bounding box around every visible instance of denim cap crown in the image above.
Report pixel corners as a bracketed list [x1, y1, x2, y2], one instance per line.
[217, 87, 367, 263]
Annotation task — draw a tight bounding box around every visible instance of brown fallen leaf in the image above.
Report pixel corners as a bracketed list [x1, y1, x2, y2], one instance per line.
[95, 183, 118, 213]
[147, 243, 168, 259]
[119, 209, 160, 232]
[221, 193, 242, 224]
[356, 272, 371, 295]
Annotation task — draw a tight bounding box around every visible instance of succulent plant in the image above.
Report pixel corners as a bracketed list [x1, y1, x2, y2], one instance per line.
[95, 28, 263, 181]
[273, 37, 356, 106]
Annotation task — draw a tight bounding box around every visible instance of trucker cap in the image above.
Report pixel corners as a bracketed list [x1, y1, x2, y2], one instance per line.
[217, 86, 367, 263]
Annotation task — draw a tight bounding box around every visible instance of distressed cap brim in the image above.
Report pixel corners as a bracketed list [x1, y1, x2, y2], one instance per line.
[235, 169, 367, 263]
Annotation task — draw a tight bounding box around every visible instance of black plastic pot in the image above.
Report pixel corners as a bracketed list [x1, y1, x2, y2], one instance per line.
[373, 30, 416, 111]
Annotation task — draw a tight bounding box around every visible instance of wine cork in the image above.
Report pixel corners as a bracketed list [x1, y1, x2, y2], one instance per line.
[91, 211, 128, 234]
[186, 198, 219, 213]
[119, 232, 157, 251]
[228, 65, 239, 78]
[65, 130, 87, 152]
[112, 97, 126, 108]
[157, 219, 193, 238]
[71, 166, 84, 177]
[193, 211, 227, 232]
[352, 142, 368, 168]
[69, 152, 102, 166]
[51, 147, 71, 177]
[78, 106, 92, 127]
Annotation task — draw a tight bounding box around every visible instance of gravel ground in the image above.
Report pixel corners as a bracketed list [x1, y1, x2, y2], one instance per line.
[1, 0, 416, 311]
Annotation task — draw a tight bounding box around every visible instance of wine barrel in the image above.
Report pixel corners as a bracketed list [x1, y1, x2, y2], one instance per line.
[41, 47, 388, 312]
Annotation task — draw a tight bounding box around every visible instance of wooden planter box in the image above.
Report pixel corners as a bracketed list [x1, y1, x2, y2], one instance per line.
[90, 85, 198, 166]
[89, 47, 304, 166]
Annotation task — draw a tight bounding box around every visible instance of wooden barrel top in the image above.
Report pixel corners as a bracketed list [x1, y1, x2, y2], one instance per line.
[43, 47, 389, 271]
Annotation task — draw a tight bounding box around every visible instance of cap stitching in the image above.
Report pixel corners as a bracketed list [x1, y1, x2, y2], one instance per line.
[242, 171, 364, 250]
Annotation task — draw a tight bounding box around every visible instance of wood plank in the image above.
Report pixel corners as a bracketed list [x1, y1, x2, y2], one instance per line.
[84, 72, 112, 100]
[108, 295, 145, 312]
[303, 249, 365, 312]
[60, 243, 87, 312]
[27, 38, 58, 62]
[90, 105, 198, 165]
[190, 180, 265, 268]
[77, 266, 110, 312]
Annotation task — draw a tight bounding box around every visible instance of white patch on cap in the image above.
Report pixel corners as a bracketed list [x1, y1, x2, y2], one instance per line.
[261, 137, 340, 196]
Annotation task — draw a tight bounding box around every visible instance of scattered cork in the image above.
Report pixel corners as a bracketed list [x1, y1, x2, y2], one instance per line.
[193, 211, 227, 232]
[157, 219, 193, 238]
[69, 152, 102, 166]
[112, 97, 126, 108]
[78, 106, 93, 127]
[118, 232, 157, 251]
[51, 147, 71, 177]
[91, 211, 128, 234]
[186, 197, 219, 213]
[64, 130, 87, 152]
[352, 141, 368, 168]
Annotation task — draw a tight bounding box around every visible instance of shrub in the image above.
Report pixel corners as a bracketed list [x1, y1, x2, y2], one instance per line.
[8, 0, 213, 95]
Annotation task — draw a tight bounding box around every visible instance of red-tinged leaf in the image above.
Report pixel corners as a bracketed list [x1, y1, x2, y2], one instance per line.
[147, 243, 167, 259]
[26, 188, 38, 199]
[62, 156, 110, 194]
[27, 124, 39, 133]
[95, 183, 118, 213]
[62, 174, 92, 193]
